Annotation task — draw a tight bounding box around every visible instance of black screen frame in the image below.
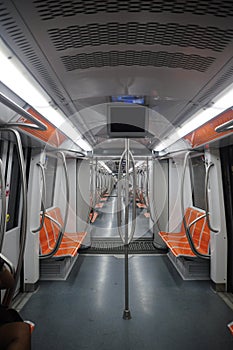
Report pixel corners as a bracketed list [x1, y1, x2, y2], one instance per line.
[107, 104, 148, 138]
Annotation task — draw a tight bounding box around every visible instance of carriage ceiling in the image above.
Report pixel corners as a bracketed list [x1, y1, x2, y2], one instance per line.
[1, 0, 233, 154]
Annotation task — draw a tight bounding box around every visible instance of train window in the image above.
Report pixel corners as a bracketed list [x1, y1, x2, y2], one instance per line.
[44, 155, 57, 209]
[7, 145, 21, 231]
[190, 155, 205, 210]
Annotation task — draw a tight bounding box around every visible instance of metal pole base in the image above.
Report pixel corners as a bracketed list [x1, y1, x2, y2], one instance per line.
[123, 309, 132, 320]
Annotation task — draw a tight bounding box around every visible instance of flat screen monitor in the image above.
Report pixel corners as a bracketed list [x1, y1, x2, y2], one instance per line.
[107, 104, 148, 138]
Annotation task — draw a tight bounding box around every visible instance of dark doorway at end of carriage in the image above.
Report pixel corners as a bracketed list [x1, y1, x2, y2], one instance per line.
[220, 144, 233, 293]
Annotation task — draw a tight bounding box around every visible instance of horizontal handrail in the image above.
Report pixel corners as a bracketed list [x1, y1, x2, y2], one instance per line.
[0, 92, 47, 131]
[0, 253, 15, 276]
[48, 148, 86, 158]
[3, 122, 45, 130]
[189, 213, 207, 229]
[43, 214, 62, 230]
[215, 119, 233, 133]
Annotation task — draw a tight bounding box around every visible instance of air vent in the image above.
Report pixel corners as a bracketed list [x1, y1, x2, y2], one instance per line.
[0, 2, 73, 113]
[34, 0, 233, 19]
[48, 22, 233, 53]
[175, 104, 201, 126]
[176, 62, 233, 125]
[61, 50, 215, 72]
[198, 65, 233, 104]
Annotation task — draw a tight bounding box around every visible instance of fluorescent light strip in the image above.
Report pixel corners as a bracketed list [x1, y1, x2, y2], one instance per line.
[98, 161, 112, 174]
[75, 137, 93, 152]
[0, 39, 92, 152]
[135, 160, 145, 168]
[154, 134, 180, 152]
[154, 82, 233, 152]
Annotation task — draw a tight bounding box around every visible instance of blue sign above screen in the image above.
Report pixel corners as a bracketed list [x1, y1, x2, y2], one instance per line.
[111, 96, 145, 105]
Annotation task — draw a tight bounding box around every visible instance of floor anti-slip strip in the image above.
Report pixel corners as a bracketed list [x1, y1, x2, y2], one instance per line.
[79, 238, 167, 255]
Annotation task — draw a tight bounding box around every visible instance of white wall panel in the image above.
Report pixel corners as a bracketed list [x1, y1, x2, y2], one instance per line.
[168, 155, 192, 232]
[152, 159, 168, 248]
[205, 148, 227, 285]
[65, 159, 77, 232]
[77, 159, 91, 246]
[24, 150, 44, 286]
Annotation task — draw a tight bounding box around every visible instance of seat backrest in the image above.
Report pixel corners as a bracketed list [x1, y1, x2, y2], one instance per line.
[47, 207, 64, 227]
[191, 212, 210, 253]
[180, 207, 197, 234]
[39, 207, 64, 254]
[181, 207, 210, 254]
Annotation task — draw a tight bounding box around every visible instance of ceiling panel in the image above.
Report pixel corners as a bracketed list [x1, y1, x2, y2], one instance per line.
[0, 0, 233, 151]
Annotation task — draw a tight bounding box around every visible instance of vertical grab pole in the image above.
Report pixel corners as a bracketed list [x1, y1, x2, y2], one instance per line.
[32, 162, 47, 233]
[39, 151, 70, 259]
[91, 158, 94, 208]
[0, 158, 7, 252]
[117, 141, 136, 319]
[205, 162, 218, 233]
[123, 138, 131, 320]
[145, 158, 149, 208]
[145, 157, 155, 223]
[95, 158, 98, 206]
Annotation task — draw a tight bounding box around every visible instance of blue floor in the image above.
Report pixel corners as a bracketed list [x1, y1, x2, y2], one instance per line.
[20, 193, 233, 349]
[21, 255, 233, 349]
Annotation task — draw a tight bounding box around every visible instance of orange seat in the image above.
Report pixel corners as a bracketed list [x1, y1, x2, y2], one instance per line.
[89, 211, 98, 223]
[228, 321, 233, 335]
[95, 203, 104, 209]
[137, 203, 147, 209]
[24, 320, 35, 333]
[136, 191, 145, 203]
[100, 197, 108, 201]
[39, 207, 86, 258]
[159, 207, 210, 258]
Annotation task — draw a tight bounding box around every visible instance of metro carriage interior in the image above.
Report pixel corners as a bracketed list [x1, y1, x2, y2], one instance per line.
[0, 1, 233, 349]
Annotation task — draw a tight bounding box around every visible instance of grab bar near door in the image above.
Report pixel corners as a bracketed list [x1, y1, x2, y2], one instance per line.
[0, 128, 28, 307]
[205, 162, 218, 233]
[181, 151, 210, 260]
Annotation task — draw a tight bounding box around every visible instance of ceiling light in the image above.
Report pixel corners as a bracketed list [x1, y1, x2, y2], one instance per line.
[0, 39, 92, 152]
[98, 161, 112, 174]
[74, 137, 93, 152]
[154, 82, 233, 152]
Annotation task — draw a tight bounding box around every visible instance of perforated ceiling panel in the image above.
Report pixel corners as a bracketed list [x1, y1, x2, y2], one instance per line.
[48, 22, 233, 52]
[174, 59, 233, 125]
[61, 51, 215, 72]
[1, 0, 233, 151]
[34, 0, 233, 18]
